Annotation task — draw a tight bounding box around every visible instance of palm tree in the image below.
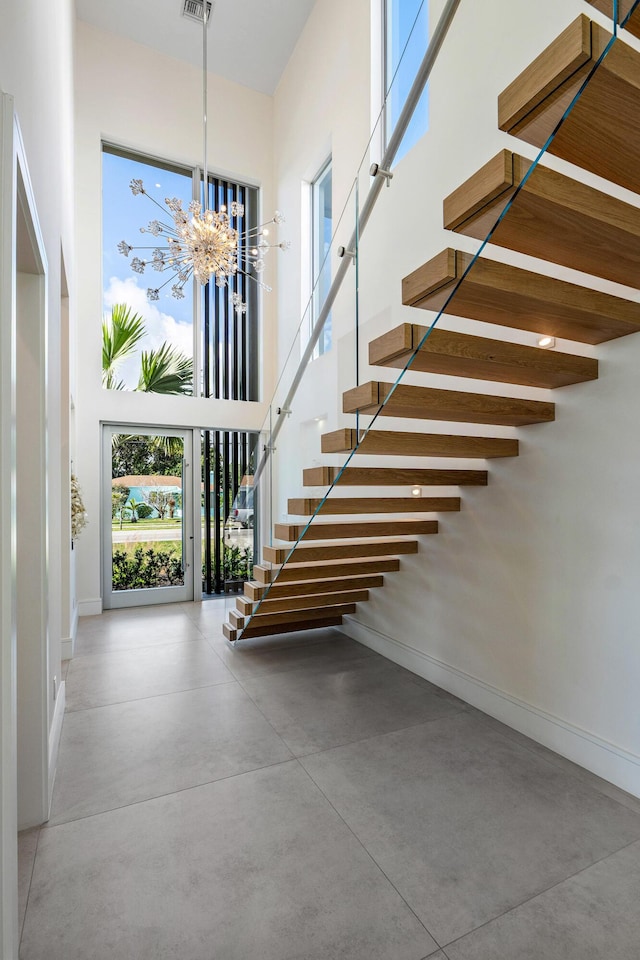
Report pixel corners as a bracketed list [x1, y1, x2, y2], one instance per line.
[102, 303, 193, 396]
[102, 304, 146, 389]
[138, 343, 193, 395]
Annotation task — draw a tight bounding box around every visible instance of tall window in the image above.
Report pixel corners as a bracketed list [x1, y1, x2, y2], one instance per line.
[384, 0, 429, 163]
[311, 158, 333, 356]
[101, 145, 259, 399]
[102, 147, 195, 394]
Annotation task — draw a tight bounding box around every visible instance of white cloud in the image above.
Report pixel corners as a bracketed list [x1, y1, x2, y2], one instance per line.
[104, 276, 193, 389]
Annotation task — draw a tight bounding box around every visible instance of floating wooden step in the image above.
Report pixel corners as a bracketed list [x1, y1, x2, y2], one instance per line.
[288, 496, 461, 516]
[587, 1, 640, 44]
[274, 518, 439, 541]
[236, 589, 370, 617]
[230, 603, 357, 631]
[302, 465, 488, 487]
[322, 427, 519, 459]
[444, 150, 640, 289]
[263, 539, 419, 565]
[499, 16, 640, 195]
[244, 573, 385, 602]
[402, 248, 640, 344]
[224, 615, 344, 643]
[369, 323, 598, 388]
[343, 381, 554, 426]
[254, 557, 402, 585]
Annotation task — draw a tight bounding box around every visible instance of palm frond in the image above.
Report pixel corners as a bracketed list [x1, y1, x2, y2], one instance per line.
[137, 343, 193, 395]
[102, 304, 147, 388]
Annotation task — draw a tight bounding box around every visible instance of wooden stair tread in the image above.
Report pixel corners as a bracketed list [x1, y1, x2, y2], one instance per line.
[224, 615, 344, 643]
[287, 496, 461, 516]
[236, 589, 370, 616]
[402, 248, 640, 344]
[322, 428, 518, 459]
[230, 603, 357, 630]
[254, 556, 402, 584]
[303, 465, 488, 486]
[499, 16, 640, 195]
[587, 1, 640, 42]
[244, 574, 385, 601]
[369, 322, 598, 387]
[444, 150, 640, 289]
[343, 380, 555, 426]
[263, 539, 419, 565]
[274, 518, 439, 540]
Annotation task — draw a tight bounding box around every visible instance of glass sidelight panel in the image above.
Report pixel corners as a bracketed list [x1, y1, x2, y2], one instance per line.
[103, 426, 193, 608]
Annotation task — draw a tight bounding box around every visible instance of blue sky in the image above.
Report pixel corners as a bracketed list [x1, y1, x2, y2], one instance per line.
[102, 151, 195, 389]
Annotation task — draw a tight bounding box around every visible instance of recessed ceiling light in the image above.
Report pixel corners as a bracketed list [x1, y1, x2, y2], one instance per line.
[411, 486, 422, 497]
[537, 336, 556, 349]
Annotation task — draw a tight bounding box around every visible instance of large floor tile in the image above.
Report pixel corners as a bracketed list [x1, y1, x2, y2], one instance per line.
[210, 629, 376, 681]
[75, 614, 204, 655]
[49, 683, 292, 824]
[445, 839, 640, 959]
[65, 639, 233, 711]
[18, 828, 39, 935]
[22, 762, 438, 960]
[242, 655, 465, 755]
[301, 713, 640, 945]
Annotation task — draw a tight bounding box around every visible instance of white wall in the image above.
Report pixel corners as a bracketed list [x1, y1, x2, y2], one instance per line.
[74, 20, 277, 612]
[271, 0, 640, 795]
[1, 0, 75, 949]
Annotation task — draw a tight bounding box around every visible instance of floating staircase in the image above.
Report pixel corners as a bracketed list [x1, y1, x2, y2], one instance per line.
[223, 10, 640, 644]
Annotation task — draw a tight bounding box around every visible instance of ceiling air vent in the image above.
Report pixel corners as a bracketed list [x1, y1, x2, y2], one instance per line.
[182, 0, 213, 24]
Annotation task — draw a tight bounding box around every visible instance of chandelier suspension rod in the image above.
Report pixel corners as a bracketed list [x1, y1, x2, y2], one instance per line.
[202, 0, 208, 213]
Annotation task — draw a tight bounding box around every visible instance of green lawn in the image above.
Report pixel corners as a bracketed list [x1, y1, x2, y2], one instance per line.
[111, 518, 182, 532]
[112, 539, 181, 557]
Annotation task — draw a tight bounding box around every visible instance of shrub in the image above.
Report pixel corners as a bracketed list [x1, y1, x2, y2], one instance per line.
[135, 503, 153, 520]
[112, 546, 183, 590]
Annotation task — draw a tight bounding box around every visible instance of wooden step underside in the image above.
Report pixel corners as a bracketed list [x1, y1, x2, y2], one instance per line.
[287, 496, 461, 516]
[236, 588, 371, 616]
[587, 2, 640, 44]
[302, 465, 488, 486]
[254, 557, 402, 584]
[369, 322, 598, 387]
[230, 603, 357, 630]
[244, 573, 385, 601]
[263, 538, 419, 565]
[499, 16, 640, 195]
[343, 380, 555, 426]
[224, 615, 344, 643]
[444, 150, 640, 289]
[321, 428, 519, 458]
[274, 518, 439, 540]
[402, 248, 640, 344]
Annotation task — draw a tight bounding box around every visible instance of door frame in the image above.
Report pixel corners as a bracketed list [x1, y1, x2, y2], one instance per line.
[1, 93, 50, 959]
[102, 424, 195, 609]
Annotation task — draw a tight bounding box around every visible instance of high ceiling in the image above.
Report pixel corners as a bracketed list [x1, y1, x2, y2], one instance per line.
[75, 0, 317, 96]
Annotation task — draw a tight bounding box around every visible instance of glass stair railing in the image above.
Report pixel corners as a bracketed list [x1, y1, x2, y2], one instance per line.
[223, 0, 640, 643]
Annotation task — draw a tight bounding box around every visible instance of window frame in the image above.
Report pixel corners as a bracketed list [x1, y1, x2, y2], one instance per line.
[310, 155, 333, 358]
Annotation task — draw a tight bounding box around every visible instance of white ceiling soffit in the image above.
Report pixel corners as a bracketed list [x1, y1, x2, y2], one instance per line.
[75, 0, 317, 96]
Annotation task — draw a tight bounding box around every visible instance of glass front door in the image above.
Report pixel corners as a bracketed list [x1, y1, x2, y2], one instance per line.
[103, 426, 193, 608]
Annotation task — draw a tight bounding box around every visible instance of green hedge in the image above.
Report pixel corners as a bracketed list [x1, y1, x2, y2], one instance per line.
[112, 546, 183, 590]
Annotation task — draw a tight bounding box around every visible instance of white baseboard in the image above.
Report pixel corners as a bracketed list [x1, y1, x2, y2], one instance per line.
[341, 616, 640, 799]
[78, 598, 102, 617]
[47, 679, 66, 816]
[60, 605, 80, 660]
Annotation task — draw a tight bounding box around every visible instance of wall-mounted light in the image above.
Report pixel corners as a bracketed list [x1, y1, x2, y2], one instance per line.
[537, 335, 556, 349]
[411, 486, 422, 497]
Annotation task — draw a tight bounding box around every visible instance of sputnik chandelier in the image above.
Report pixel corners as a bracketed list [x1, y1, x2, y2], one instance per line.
[118, 0, 287, 313]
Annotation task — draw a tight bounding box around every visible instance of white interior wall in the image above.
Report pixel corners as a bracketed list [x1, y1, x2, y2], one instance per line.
[1, 0, 75, 949]
[272, 0, 640, 795]
[74, 20, 276, 613]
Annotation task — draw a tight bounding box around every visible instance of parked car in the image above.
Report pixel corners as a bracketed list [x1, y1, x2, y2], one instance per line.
[232, 486, 253, 529]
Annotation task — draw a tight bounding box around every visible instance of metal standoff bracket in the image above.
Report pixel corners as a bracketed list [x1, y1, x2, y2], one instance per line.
[337, 246, 357, 262]
[370, 162, 394, 186]
[276, 406, 292, 416]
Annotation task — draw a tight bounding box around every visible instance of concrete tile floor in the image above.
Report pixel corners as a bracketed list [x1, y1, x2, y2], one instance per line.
[18, 601, 640, 959]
